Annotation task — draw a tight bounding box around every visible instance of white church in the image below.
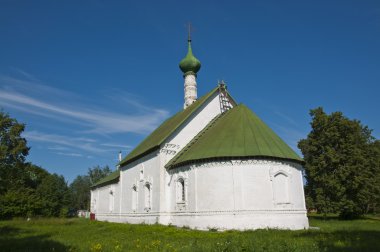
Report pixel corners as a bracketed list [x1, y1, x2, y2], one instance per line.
[90, 37, 309, 230]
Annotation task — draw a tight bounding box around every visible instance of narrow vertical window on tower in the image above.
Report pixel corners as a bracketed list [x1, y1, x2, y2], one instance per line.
[144, 183, 151, 211]
[132, 185, 138, 212]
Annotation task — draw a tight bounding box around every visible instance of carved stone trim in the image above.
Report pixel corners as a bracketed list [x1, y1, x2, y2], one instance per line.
[160, 143, 181, 155]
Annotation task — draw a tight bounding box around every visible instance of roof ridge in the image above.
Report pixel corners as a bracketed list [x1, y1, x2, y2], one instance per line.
[165, 109, 231, 169]
[119, 87, 219, 167]
[165, 104, 303, 168]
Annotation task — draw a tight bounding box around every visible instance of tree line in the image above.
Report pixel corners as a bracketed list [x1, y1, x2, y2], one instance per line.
[0, 111, 112, 219]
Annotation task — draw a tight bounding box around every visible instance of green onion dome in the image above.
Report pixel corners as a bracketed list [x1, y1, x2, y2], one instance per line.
[179, 40, 201, 75]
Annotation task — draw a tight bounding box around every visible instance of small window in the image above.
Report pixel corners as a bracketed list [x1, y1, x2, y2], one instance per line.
[132, 185, 138, 211]
[177, 178, 185, 203]
[109, 186, 114, 212]
[145, 183, 151, 210]
[140, 166, 144, 181]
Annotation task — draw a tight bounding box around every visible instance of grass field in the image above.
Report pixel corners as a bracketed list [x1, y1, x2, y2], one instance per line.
[1, 215, 379, 252]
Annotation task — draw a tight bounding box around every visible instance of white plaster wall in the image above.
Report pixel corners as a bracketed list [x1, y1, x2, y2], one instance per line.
[121, 151, 160, 213]
[91, 158, 308, 230]
[93, 151, 161, 224]
[91, 182, 120, 218]
[166, 159, 309, 230]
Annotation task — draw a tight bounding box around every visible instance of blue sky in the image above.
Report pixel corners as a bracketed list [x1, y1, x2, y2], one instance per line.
[1, 0, 379, 183]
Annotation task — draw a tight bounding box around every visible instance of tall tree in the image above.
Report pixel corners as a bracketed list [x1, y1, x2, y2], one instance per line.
[298, 107, 379, 219]
[36, 174, 69, 217]
[69, 175, 92, 210]
[0, 111, 72, 219]
[0, 111, 29, 193]
[69, 165, 112, 211]
[88, 165, 112, 185]
[367, 140, 380, 213]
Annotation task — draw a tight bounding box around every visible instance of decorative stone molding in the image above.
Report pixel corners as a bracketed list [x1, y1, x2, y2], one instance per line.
[189, 159, 287, 169]
[160, 143, 181, 155]
[269, 168, 292, 181]
[164, 143, 181, 149]
[96, 208, 307, 217]
[168, 165, 191, 175]
[176, 202, 187, 211]
[174, 176, 188, 211]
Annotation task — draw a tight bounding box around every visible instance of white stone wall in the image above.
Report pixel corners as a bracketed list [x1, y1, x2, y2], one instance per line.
[165, 159, 308, 230]
[94, 151, 161, 224]
[91, 182, 120, 222]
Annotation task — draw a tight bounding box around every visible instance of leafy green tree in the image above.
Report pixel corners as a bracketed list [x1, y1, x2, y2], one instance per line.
[367, 140, 380, 213]
[298, 107, 379, 219]
[0, 111, 71, 218]
[88, 165, 112, 184]
[0, 111, 29, 194]
[36, 174, 69, 217]
[0, 187, 42, 219]
[69, 175, 92, 210]
[68, 165, 112, 211]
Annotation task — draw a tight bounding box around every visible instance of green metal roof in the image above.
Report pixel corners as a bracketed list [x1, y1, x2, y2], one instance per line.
[166, 104, 303, 169]
[91, 170, 120, 188]
[119, 87, 220, 167]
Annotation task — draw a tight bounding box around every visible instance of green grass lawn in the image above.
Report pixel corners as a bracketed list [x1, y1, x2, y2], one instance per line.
[1, 215, 379, 252]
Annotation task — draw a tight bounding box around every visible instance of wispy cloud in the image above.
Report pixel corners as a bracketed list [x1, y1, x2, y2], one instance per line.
[271, 123, 306, 155]
[47, 146, 70, 151]
[9, 67, 40, 82]
[100, 143, 132, 149]
[23, 131, 107, 153]
[273, 110, 299, 127]
[0, 73, 169, 134]
[56, 152, 83, 157]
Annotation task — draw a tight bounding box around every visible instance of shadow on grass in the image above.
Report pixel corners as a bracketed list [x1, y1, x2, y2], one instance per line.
[0, 225, 69, 252]
[297, 229, 380, 252]
[308, 215, 341, 221]
[308, 214, 380, 221]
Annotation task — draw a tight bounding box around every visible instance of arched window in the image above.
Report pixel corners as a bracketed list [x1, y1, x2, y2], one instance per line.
[273, 172, 289, 204]
[109, 186, 114, 212]
[145, 183, 151, 210]
[177, 178, 185, 203]
[140, 166, 144, 181]
[132, 185, 138, 211]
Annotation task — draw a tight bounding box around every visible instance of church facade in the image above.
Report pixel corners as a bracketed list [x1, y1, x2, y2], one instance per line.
[90, 38, 309, 230]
